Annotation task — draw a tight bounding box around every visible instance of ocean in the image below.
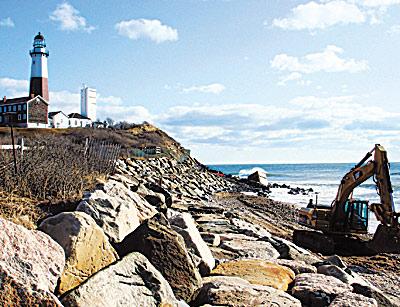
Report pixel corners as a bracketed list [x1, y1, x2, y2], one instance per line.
[209, 162, 400, 233]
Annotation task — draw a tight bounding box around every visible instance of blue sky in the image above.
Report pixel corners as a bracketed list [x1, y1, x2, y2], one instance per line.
[1, 0, 400, 164]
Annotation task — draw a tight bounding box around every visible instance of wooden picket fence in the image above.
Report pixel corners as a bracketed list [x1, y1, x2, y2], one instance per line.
[0, 136, 122, 199]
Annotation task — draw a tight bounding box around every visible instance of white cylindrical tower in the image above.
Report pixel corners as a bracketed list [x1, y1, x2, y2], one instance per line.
[81, 85, 97, 120]
[29, 32, 49, 101]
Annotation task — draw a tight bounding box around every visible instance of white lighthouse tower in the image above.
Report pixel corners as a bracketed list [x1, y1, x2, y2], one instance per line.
[29, 32, 49, 101]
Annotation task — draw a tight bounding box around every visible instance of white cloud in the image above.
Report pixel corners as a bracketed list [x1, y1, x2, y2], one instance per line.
[277, 72, 303, 86]
[352, 0, 400, 7]
[49, 90, 80, 114]
[50, 2, 95, 33]
[388, 24, 400, 34]
[271, 45, 368, 75]
[182, 83, 226, 94]
[0, 77, 28, 91]
[272, 1, 366, 30]
[0, 17, 15, 28]
[271, 0, 400, 30]
[115, 19, 178, 43]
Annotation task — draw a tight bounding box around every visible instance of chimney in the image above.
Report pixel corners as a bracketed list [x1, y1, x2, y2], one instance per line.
[2, 96, 6, 104]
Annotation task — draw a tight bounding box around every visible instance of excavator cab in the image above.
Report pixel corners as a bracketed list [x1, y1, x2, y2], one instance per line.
[343, 199, 368, 233]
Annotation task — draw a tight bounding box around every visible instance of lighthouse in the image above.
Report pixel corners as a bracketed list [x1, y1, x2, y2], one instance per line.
[29, 32, 49, 101]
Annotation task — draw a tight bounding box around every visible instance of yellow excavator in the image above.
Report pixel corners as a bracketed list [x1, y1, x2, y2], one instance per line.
[293, 144, 400, 254]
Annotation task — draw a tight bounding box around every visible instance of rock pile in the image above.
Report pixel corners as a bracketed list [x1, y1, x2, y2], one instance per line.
[0, 155, 397, 306]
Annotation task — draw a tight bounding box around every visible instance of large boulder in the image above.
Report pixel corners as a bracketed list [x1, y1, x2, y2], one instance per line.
[330, 292, 378, 307]
[61, 252, 179, 307]
[262, 236, 320, 264]
[39, 212, 118, 294]
[168, 211, 215, 275]
[317, 264, 354, 284]
[277, 259, 317, 275]
[230, 218, 271, 238]
[219, 238, 280, 260]
[114, 213, 202, 301]
[211, 259, 295, 291]
[0, 218, 65, 306]
[192, 276, 301, 307]
[291, 273, 352, 306]
[248, 170, 268, 186]
[77, 180, 157, 243]
[352, 283, 398, 307]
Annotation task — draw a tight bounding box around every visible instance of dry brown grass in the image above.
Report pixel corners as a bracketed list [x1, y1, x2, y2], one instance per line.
[0, 191, 44, 229]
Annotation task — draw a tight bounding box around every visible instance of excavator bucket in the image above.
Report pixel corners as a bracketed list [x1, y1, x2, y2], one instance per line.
[368, 224, 400, 254]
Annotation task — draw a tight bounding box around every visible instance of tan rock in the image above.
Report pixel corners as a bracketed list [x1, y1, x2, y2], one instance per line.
[39, 212, 118, 294]
[193, 276, 301, 307]
[211, 259, 295, 291]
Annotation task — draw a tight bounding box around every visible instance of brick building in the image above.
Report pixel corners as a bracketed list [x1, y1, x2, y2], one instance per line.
[0, 32, 49, 128]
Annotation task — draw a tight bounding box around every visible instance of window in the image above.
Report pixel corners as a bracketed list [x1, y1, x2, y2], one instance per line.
[3, 106, 5, 112]
[18, 105, 21, 111]
[8, 106, 11, 111]
[23, 114, 26, 120]
[23, 104, 26, 110]
[0, 116, 2, 122]
[13, 105, 16, 112]
[18, 114, 21, 120]
[75, 120, 78, 125]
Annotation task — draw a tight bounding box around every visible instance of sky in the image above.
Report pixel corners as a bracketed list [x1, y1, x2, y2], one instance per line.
[0, 0, 400, 164]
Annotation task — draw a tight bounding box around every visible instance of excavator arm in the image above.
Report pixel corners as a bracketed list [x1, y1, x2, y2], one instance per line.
[330, 144, 396, 231]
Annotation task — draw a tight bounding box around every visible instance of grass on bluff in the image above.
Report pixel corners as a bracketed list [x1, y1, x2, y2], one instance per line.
[0, 123, 184, 229]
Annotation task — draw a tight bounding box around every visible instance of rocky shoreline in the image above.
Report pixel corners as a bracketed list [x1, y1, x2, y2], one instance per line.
[1, 155, 399, 306]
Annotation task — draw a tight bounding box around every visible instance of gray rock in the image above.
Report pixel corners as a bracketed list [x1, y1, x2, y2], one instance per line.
[77, 180, 156, 243]
[230, 218, 271, 238]
[169, 211, 216, 275]
[291, 273, 352, 306]
[219, 238, 280, 260]
[263, 236, 321, 264]
[317, 264, 354, 284]
[114, 213, 202, 302]
[192, 276, 301, 307]
[248, 170, 268, 186]
[330, 292, 378, 307]
[352, 283, 398, 307]
[277, 259, 317, 275]
[39, 212, 118, 294]
[61, 252, 179, 307]
[0, 218, 65, 305]
[325, 255, 347, 268]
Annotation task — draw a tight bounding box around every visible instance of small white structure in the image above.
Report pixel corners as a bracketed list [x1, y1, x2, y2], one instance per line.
[80, 85, 96, 121]
[48, 111, 69, 128]
[68, 113, 92, 128]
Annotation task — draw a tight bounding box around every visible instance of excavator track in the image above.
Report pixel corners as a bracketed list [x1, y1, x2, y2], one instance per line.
[293, 229, 335, 255]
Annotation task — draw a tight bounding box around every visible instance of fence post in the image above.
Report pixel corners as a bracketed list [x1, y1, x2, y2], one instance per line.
[10, 125, 17, 174]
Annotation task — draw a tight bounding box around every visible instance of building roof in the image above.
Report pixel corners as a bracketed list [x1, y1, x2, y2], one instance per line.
[68, 113, 91, 120]
[48, 111, 68, 119]
[0, 97, 29, 105]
